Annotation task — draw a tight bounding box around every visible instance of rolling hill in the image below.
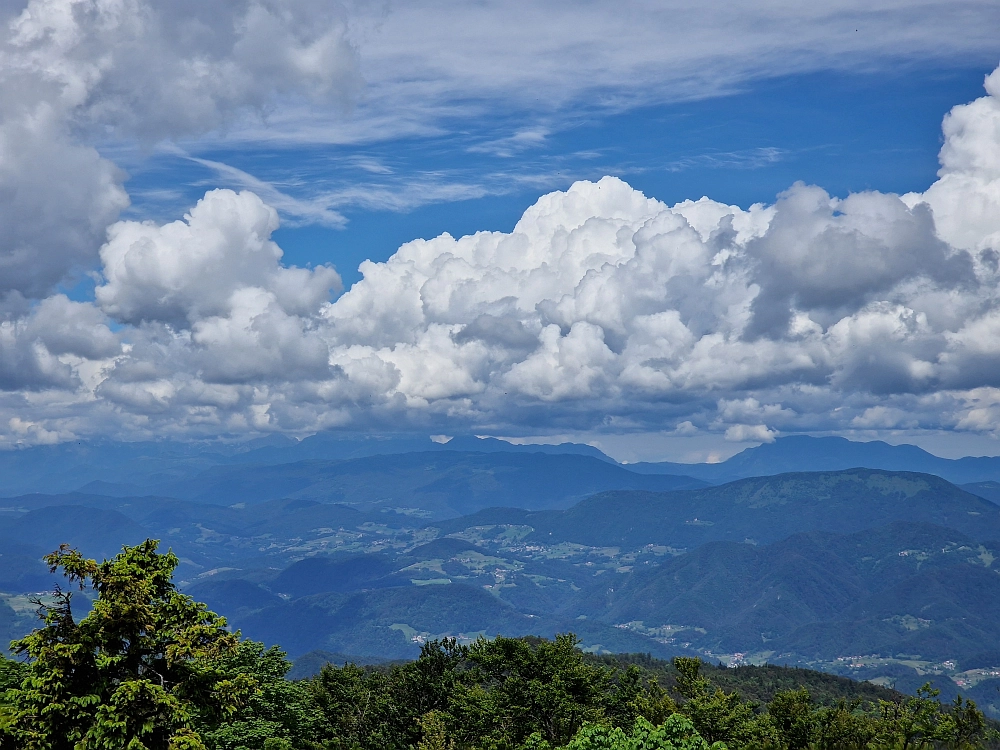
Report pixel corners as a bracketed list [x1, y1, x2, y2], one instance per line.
[432, 468, 1000, 547]
[151, 450, 706, 516]
[573, 522, 1000, 664]
[3, 465, 1000, 695]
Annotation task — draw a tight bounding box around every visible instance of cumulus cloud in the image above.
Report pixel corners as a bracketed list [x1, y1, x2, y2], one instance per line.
[0, 294, 118, 391]
[0, 106, 128, 301]
[96, 189, 340, 328]
[0, 0, 358, 442]
[10, 59, 1000, 446]
[5, 0, 358, 141]
[93, 188, 341, 401]
[0, 0, 358, 303]
[725, 424, 777, 444]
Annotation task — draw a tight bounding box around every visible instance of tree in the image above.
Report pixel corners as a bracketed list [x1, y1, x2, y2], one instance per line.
[309, 635, 646, 750]
[461, 634, 612, 747]
[528, 715, 725, 750]
[876, 684, 989, 750]
[766, 688, 815, 750]
[196, 641, 327, 750]
[2, 540, 255, 750]
[670, 658, 769, 747]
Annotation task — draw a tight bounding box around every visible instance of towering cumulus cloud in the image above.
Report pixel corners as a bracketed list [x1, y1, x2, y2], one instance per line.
[5, 50, 1000, 444]
[0, 0, 355, 303]
[0, 0, 356, 441]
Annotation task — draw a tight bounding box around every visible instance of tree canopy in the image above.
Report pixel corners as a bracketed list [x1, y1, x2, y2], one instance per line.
[0, 539, 995, 750]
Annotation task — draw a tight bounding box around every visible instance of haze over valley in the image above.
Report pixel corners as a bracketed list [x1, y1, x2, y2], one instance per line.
[2, 434, 1000, 719]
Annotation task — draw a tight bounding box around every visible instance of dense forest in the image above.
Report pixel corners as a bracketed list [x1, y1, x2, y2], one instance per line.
[0, 541, 995, 749]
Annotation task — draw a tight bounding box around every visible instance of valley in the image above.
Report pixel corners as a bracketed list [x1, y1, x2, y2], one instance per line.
[1, 437, 1000, 718]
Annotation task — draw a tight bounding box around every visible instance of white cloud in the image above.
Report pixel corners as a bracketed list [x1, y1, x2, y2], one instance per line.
[7, 33, 1000, 446]
[219, 1, 1000, 145]
[0, 0, 359, 304]
[725, 424, 777, 443]
[96, 189, 340, 329]
[181, 153, 348, 228]
[5, 0, 359, 142]
[916, 67, 1000, 253]
[0, 105, 128, 301]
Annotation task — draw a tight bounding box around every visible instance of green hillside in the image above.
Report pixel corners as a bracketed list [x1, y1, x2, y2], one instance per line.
[432, 469, 1000, 547]
[573, 522, 1000, 667]
[3, 522, 1000, 748]
[2, 467, 1000, 708]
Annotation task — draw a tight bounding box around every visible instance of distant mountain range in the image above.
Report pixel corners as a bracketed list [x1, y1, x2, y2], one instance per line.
[149, 451, 706, 516]
[628, 435, 1000, 487]
[0, 434, 617, 497]
[432, 468, 1000, 545]
[3, 434, 1000, 714]
[3, 432, 1000, 504]
[1, 467, 998, 670]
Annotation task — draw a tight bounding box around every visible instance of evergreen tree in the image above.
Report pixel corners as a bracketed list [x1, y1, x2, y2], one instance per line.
[1, 541, 255, 749]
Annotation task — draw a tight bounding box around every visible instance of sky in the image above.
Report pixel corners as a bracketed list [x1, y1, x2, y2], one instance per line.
[2, 1, 1000, 462]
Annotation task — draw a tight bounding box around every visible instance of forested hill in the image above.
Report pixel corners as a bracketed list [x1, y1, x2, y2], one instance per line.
[432, 468, 1000, 545]
[1, 541, 996, 750]
[2, 466, 1000, 726]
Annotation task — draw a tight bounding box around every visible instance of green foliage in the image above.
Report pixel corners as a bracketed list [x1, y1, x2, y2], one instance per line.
[874, 685, 989, 750]
[195, 641, 326, 750]
[559, 716, 724, 750]
[0, 655, 27, 693]
[0, 536, 994, 750]
[586, 654, 901, 709]
[417, 711, 455, 750]
[309, 634, 645, 750]
[669, 658, 771, 748]
[0, 541, 256, 749]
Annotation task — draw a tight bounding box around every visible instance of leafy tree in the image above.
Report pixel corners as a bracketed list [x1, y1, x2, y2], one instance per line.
[1, 540, 255, 750]
[195, 641, 326, 750]
[524, 715, 725, 750]
[876, 685, 988, 750]
[310, 635, 646, 750]
[459, 634, 614, 747]
[767, 688, 815, 750]
[417, 711, 455, 750]
[670, 658, 771, 747]
[309, 659, 396, 750]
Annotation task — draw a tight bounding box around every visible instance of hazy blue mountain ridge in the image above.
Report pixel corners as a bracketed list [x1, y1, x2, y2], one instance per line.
[0, 434, 617, 498]
[149, 451, 705, 517]
[2, 462, 1000, 696]
[631, 435, 1000, 487]
[431, 468, 1000, 546]
[7, 432, 1000, 504]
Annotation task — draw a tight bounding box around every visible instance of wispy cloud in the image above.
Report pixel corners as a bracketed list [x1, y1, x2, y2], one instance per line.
[178, 151, 349, 228]
[319, 180, 490, 212]
[664, 147, 789, 173]
[467, 128, 550, 157]
[166, 146, 494, 219]
[211, 1, 1000, 147]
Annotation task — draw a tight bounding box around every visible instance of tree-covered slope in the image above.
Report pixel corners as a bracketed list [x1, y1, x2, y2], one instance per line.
[573, 522, 1000, 666]
[433, 469, 1000, 546]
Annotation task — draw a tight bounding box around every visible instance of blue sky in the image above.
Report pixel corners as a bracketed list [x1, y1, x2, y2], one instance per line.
[121, 65, 989, 288]
[5, 0, 1000, 461]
